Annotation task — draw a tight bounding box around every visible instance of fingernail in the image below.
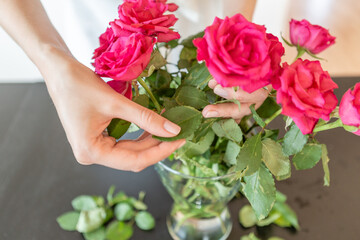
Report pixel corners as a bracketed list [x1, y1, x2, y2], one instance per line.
[164, 121, 181, 135]
[204, 110, 219, 118]
[214, 86, 228, 98]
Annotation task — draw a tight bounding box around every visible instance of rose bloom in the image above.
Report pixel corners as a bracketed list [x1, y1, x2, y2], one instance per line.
[339, 83, 360, 136]
[275, 59, 338, 134]
[107, 80, 133, 100]
[193, 14, 284, 93]
[113, 0, 179, 42]
[92, 28, 155, 81]
[290, 19, 335, 54]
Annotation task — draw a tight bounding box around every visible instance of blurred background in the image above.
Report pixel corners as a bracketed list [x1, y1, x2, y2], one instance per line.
[0, 0, 359, 82]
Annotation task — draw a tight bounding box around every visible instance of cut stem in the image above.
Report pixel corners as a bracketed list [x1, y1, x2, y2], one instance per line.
[137, 77, 161, 113]
[313, 119, 343, 133]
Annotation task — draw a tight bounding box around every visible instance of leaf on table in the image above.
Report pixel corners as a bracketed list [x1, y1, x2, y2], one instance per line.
[83, 226, 106, 240]
[106, 221, 133, 240]
[236, 133, 262, 176]
[72, 195, 98, 211]
[242, 164, 276, 220]
[212, 119, 242, 143]
[114, 203, 134, 221]
[135, 211, 156, 231]
[76, 208, 107, 233]
[321, 144, 330, 186]
[272, 201, 300, 230]
[261, 138, 291, 180]
[174, 85, 208, 109]
[292, 143, 322, 170]
[107, 118, 131, 139]
[129, 197, 148, 211]
[107, 186, 116, 205]
[282, 124, 308, 156]
[224, 141, 241, 166]
[238, 204, 258, 228]
[183, 62, 211, 90]
[240, 233, 261, 240]
[56, 211, 80, 231]
[153, 106, 202, 141]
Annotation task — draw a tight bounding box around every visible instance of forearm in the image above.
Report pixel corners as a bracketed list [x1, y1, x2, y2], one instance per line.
[0, 0, 73, 84]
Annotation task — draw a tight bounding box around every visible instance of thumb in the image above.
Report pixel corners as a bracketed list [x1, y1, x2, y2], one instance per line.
[113, 95, 181, 138]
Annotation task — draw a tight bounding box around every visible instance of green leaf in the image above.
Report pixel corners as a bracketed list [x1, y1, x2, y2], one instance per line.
[256, 97, 281, 118]
[261, 138, 291, 180]
[268, 237, 285, 240]
[224, 141, 241, 166]
[180, 47, 197, 61]
[214, 99, 241, 112]
[76, 208, 107, 233]
[72, 195, 98, 211]
[106, 221, 133, 240]
[135, 211, 156, 230]
[212, 119, 242, 142]
[239, 205, 258, 228]
[140, 50, 167, 78]
[282, 124, 308, 156]
[175, 85, 208, 109]
[114, 203, 134, 221]
[321, 144, 330, 186]
[153, 106, 202, 141]
[272, 201, 300, 230]
[180, 30, 204, 48]
[148, 69, 172, 90]
[250, 104, 266, 128]
[276, 191, 287, 203]
[133, 94, 149, 108]
[56, 211, 80, 231]
[193, 118, 217, 142]
[176, 130, 215, 159]
[292, 144, 322, 170]
[111, 192, 128, 206]
[236, 133, 262, 176]
[240, 233, 261, 240]
[163, 97, 178, 110]
[83, 227, 106, 240]
[242, 164, 276, 220]
[166, 39, 179, 48]
[183, 62, 211, 90]
[107, 186, 115, 205]
[107, 118, 131, 139]
[129, 197, 148, 211]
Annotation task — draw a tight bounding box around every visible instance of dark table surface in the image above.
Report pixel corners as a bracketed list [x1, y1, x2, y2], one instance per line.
[0, 78, 360, 240]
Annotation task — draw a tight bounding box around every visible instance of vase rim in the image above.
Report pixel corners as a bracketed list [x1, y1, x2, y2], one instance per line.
[157, 159, 240, 181]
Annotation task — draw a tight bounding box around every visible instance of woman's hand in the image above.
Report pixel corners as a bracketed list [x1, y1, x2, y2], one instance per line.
[202, 79, 270, 122]
[44, 50, 185, 172]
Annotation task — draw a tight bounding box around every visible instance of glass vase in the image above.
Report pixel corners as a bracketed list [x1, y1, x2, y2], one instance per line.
[155, 159, 242, 240]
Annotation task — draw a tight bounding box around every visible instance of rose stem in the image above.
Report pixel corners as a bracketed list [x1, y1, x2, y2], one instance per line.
[137, 77, 161, 113]
[264, 108, 283, 126]
[313, 119, 343, 133]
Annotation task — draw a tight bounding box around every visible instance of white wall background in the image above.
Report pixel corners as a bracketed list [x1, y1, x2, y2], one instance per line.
[0, 0, 289, 83]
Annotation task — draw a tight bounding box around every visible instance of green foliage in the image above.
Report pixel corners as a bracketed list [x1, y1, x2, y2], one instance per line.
[57, 186, 156, 239]
[212, 119, 243, 142]
[282, 124, 308, 156]
[292, 143, 322, 170]
[261, 138, 291, 180]
[174, 85, 208, 109]
[106, 221, 133, 240]
[154, 106, 202, 141]
[250, 104, 266, 128]
[321, 144, 330, 186]
[135, 211, 156, 230]
[56, 211, 80, 231]
[242, 164, 276, 220]
[182, 62, 212, 90]
[236, 133, 262, 176]
[256, 97, 281, 119]
[107, 119, 131, 139]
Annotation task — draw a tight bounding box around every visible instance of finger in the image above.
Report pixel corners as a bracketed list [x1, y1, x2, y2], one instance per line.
[99, 138, 186, 172]
[233, 86, 270, 103]
[202, 102, 252, 120]
[111, 95, 181, 138]
[136, 131, 150, 141]
[208, 79, 217, 89]
[213, 84, 234, 99]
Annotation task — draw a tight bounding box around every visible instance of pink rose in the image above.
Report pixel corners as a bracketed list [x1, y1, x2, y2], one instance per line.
[113, 0, 180, 42]
[107, 80, 133, 100]
[290, 19, 335, 54]
[92, 28, 155, 81]
[275, 59, 338, 134]
[339, 83, 360, 135]
[193, 14, 284, 93]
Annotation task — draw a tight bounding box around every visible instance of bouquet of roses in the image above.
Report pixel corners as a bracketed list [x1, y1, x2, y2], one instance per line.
[91, 0, 360, 230]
